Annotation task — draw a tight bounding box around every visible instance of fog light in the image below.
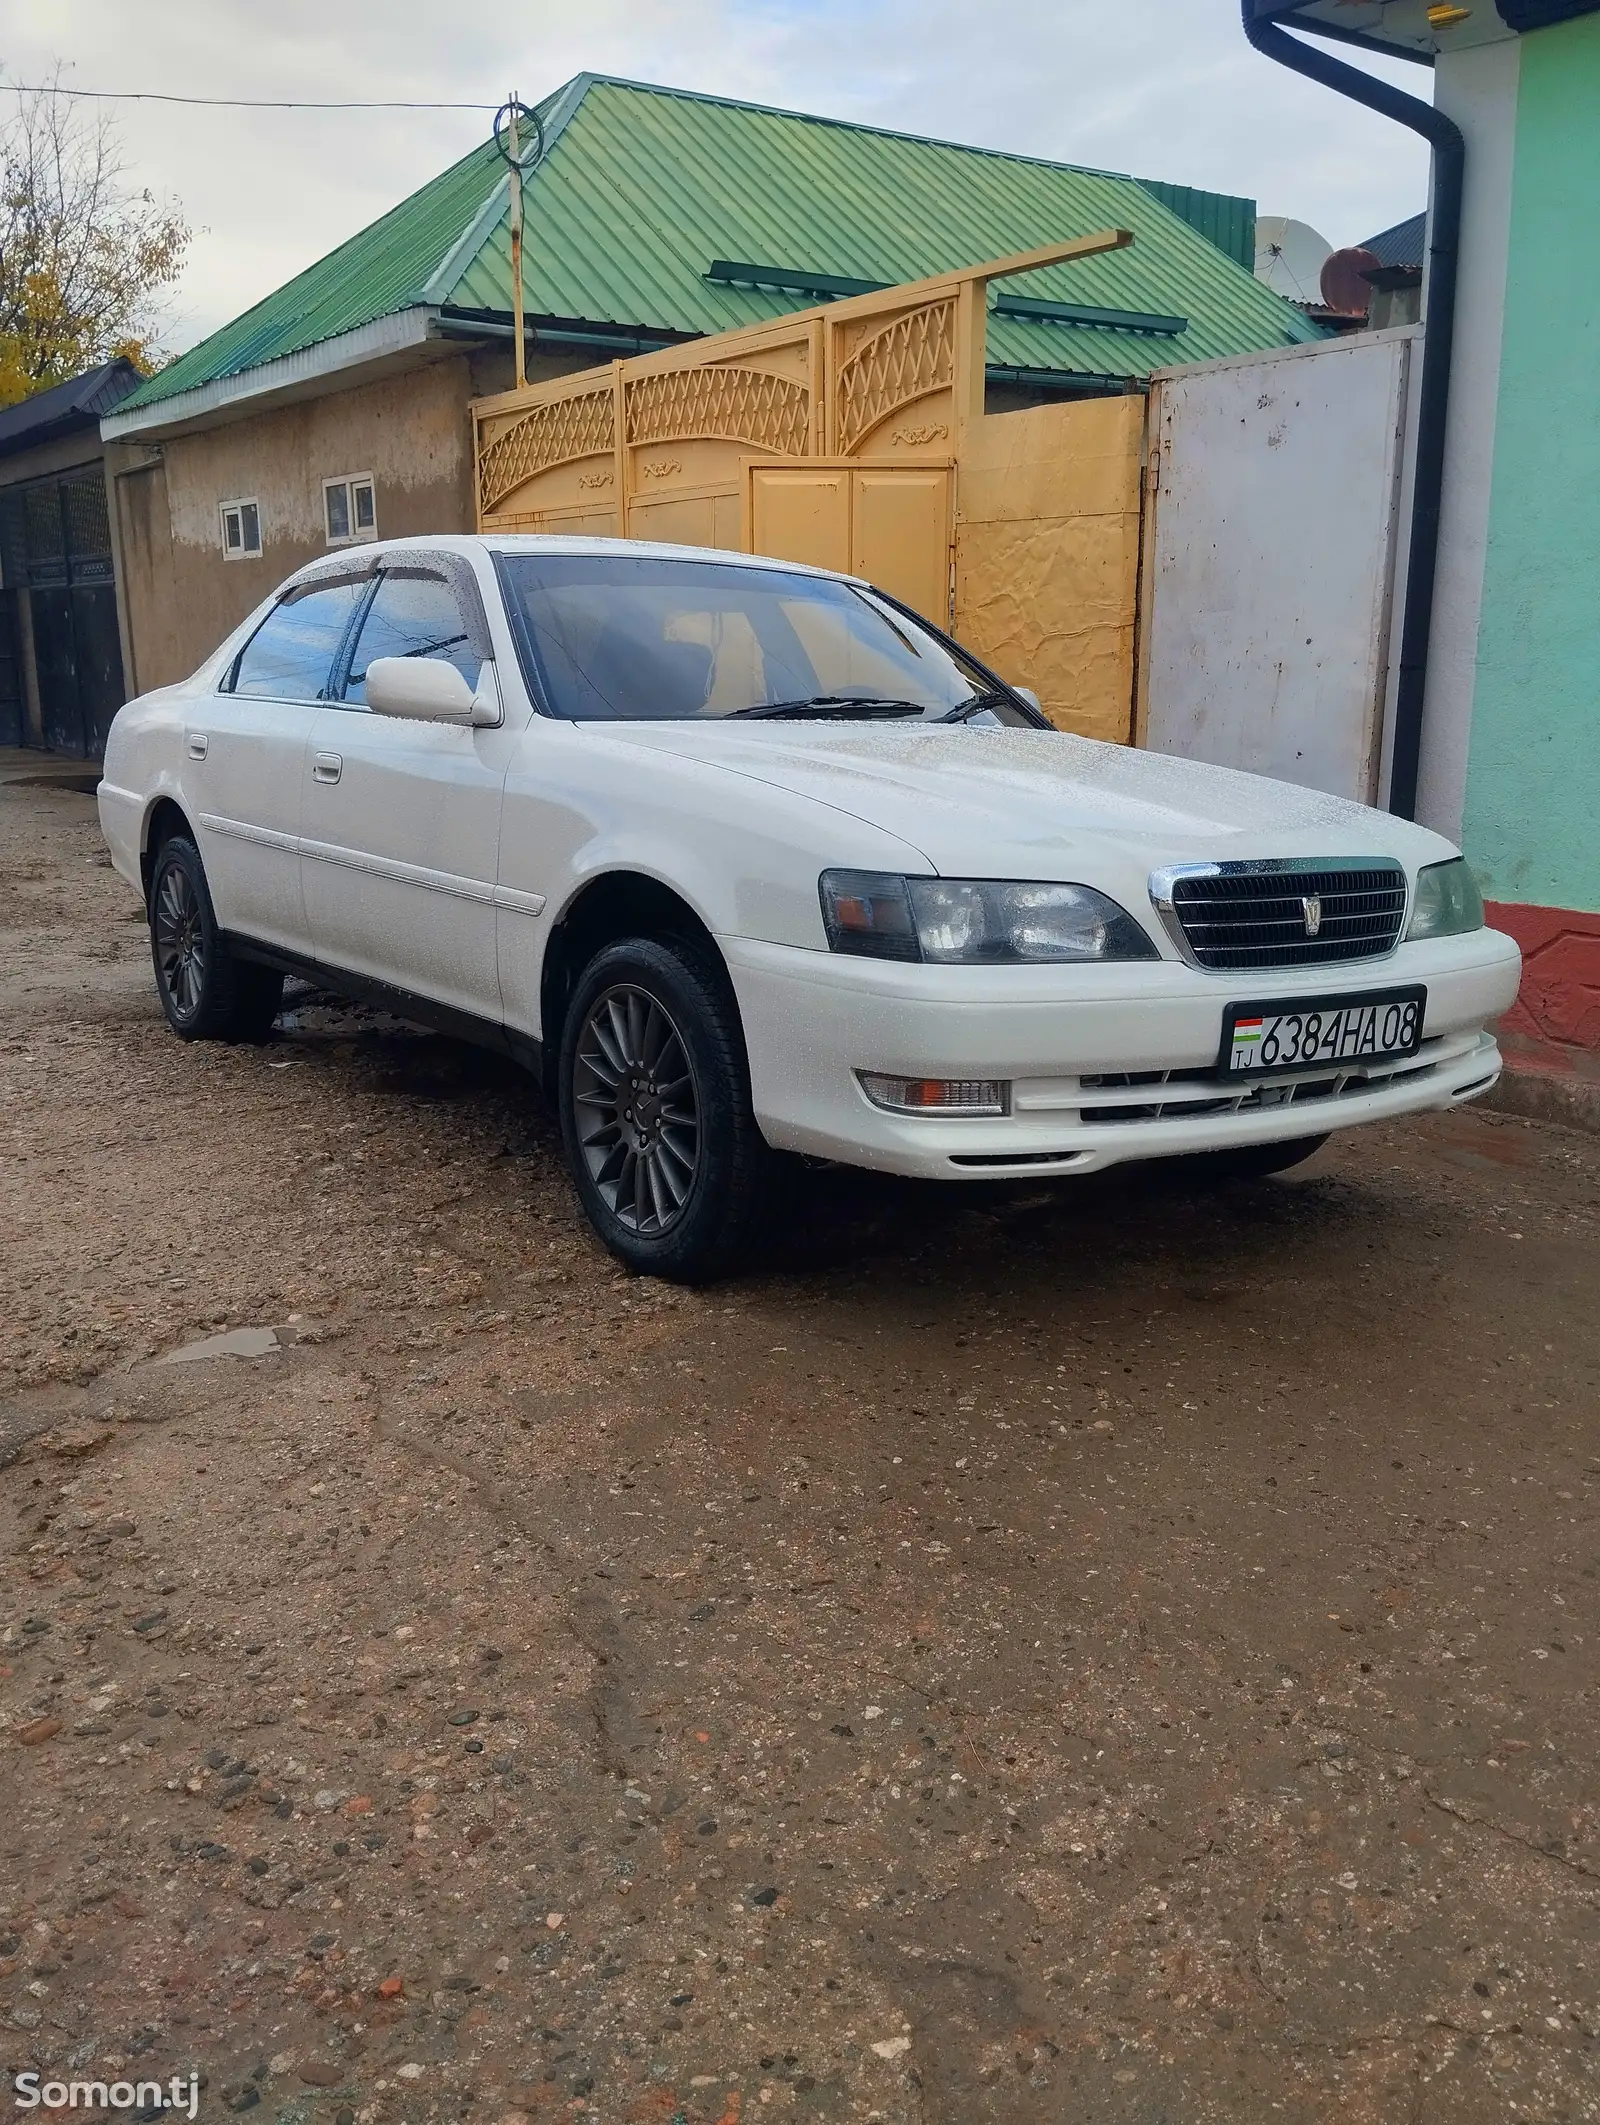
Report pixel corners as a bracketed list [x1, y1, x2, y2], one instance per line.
[858, 1073, 1010, 1116]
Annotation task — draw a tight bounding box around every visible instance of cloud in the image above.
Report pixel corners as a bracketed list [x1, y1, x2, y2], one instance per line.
[5, 0, 1431, 351]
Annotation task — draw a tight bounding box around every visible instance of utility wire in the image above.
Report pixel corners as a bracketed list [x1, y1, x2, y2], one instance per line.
[0, 84, 497, 110]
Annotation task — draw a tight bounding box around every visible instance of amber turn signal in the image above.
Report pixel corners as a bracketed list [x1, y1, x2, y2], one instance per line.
[858, 1074, 1009, 1116]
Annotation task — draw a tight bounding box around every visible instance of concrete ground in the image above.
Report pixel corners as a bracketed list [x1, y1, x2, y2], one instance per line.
[2, 775, 1596, 2125]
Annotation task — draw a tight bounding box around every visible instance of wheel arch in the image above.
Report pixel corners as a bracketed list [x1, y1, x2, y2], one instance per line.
[140, 796, 197, 901]
[539, 869, 729, 1097]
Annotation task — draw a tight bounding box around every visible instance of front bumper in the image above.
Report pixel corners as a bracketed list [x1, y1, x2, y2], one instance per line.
[723, 926, 1522, 1179]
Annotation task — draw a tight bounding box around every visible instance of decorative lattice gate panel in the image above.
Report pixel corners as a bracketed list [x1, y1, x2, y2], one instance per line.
[472, 230, 1148, 739]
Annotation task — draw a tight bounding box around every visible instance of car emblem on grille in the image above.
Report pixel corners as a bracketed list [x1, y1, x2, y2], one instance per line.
[1301, 894, 1323, 939]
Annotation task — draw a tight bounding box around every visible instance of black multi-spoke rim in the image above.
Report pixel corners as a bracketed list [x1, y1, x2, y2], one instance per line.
[573, 984, 701, 1235]
[153, 862, 206, 1022]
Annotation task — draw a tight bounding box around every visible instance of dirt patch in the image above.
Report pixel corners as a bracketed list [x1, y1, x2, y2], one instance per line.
[2, 779, 1597, 2123]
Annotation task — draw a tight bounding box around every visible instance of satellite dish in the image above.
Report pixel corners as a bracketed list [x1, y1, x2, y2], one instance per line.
[1320, 246, 1381, 318]
[1254, 215, 1333, 304]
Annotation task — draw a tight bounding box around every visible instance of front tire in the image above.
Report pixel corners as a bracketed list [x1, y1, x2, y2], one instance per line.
[558, 936, 787, 1281]
[148, 832, 283, 1043]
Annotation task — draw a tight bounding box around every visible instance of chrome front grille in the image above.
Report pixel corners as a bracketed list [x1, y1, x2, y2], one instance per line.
[1153, 861, 1408, 973]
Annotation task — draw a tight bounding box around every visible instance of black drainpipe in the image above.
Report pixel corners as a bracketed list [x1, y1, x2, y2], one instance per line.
[1241, 1, 1465, 822]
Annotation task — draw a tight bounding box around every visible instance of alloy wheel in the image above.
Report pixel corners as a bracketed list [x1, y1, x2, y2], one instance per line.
[153, 862, 206, 1021]
[572, 983, 701, 1234]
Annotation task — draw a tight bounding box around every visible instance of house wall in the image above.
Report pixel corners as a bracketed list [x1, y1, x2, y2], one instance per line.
[1459, 12, 1600, 1081]
[110, 343, 588, 693]
[1461, 11, 1600, 914]
[1416, 36, 1521, 843]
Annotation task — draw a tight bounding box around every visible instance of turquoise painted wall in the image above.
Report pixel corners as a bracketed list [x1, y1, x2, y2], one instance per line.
[1461, 12, 1600, 912]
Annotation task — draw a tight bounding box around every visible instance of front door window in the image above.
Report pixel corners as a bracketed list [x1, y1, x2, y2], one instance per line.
[340, 572, 478, 707]
[229, 580, 366, 700]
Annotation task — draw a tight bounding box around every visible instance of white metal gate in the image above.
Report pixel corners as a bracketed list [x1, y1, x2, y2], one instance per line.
[1138, 329, 1417, 803]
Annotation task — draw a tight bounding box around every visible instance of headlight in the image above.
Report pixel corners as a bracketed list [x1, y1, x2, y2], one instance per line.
[1406, 857, 1484, 941]
[820, 871, 1159, 963]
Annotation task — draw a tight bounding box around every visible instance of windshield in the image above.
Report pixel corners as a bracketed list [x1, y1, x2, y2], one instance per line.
[495, 551, 1040, 725]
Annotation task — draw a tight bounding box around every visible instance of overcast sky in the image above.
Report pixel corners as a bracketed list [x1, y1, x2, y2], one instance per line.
[4, 0, 1433, 356]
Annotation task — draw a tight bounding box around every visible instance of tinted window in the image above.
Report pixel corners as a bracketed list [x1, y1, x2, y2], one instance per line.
[496, 552, 1033, 724]
[230, 580, 365, 700]
[341, 571, 479, 708]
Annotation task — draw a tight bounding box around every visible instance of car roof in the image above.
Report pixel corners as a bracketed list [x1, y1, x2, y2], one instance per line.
[303, 532, 857, 585]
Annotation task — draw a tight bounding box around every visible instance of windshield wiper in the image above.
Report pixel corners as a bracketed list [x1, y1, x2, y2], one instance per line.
[727, 695, 930, 721]
[938, 688, 1015, 723]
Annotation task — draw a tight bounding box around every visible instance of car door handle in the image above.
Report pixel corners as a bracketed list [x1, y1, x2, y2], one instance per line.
[187, 733, 208, 760]
[312, 751, 343, 784]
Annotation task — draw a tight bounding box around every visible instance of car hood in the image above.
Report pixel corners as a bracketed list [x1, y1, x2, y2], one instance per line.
[604, 721, 1454, 880]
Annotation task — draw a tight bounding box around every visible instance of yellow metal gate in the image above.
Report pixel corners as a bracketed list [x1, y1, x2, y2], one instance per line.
[745, 460, 954, 624]
[473, 231, 1147, 744]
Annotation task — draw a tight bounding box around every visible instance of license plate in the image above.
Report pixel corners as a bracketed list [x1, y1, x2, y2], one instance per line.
[1220, 986, 1427, 1076]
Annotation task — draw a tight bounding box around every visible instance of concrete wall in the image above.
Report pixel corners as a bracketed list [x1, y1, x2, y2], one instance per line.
[1461, 11, 1600, 914]
[1417, 37, 1521, 844]
[109, 342, 592, 693]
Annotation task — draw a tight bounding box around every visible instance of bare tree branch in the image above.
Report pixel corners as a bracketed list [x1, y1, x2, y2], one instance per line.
[0, 66, 190, 406]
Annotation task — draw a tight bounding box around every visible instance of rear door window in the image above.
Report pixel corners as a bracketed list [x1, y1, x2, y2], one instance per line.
[229, 580, 366, 701]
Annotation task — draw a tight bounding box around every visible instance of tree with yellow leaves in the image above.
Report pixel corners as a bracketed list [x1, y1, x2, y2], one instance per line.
[0, 75, 190, 408]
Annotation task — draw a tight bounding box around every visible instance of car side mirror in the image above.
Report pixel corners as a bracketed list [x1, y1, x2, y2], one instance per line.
[366, 657, 502, 727]
[1014, 686, 1042, 716]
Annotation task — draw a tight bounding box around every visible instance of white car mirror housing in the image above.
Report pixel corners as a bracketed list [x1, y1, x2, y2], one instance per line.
[367, 657, 502, 727]
[1014, 686, 1042, 716]
[469, 663, 503, 727]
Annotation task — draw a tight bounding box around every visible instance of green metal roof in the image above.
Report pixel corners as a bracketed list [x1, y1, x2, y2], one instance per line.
[120, 74, 1318, 415]
[115, 128, 516, 413]
[1137, 180, 1256, 274]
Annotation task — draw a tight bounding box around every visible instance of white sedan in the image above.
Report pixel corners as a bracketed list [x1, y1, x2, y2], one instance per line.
[98, 534, 1521, 1279]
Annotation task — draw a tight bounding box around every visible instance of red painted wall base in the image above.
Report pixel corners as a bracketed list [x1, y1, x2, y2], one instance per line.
[1485, 900, 1600, 1085]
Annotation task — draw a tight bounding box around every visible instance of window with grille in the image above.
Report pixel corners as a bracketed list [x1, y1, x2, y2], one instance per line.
[220, 498, 262, 559]
[323, 473, 376, 546]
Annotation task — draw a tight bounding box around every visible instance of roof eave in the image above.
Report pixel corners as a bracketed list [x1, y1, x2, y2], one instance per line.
[1249, 1, 1436, 61]
[101, 307, 446, 442]
[1257, 0, 1538, 56]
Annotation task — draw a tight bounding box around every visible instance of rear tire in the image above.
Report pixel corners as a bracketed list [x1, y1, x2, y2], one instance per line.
[1180, 1133, 1330, 1183]
[148, 832, 283, 1043]
[558, 935, 789, 1282]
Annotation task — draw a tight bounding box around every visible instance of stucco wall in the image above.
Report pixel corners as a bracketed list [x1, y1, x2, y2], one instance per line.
[111, 343, 589, 693]
[1462, 12, 1600, 912]
[956, 395, 1144, 746]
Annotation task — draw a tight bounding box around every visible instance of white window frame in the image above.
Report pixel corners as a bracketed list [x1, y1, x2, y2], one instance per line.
[322, 472, 377, 547]
[219, 497, 262, 560]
